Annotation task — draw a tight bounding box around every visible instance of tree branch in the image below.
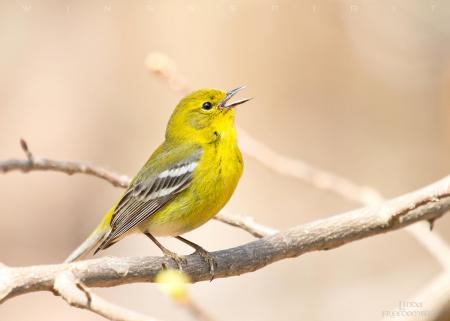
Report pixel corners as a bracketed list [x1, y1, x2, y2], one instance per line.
[1, 175, 449, 303]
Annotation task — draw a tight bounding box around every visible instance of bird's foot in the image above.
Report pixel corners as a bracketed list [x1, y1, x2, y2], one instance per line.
[161, 248, 187, 271]
[175, 236, 217, 280]
[193, 247, 217, 281]
[145, 233, 187, 271]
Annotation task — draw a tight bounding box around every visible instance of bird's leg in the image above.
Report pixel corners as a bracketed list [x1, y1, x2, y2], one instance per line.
[144, 233, 186, 270]
[176, 236, 216, 280]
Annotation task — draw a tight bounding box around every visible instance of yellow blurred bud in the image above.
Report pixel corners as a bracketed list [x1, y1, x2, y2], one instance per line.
[155, 269, 191, 302]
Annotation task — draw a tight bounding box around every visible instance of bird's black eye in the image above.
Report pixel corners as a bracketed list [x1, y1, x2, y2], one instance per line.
[202, 101, 213, 110]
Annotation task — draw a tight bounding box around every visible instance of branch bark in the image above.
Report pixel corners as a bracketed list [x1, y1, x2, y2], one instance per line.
[1, 175, 449, 303]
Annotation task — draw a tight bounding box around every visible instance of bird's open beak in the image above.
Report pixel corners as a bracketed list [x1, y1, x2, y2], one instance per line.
[219, 86, 252, 109]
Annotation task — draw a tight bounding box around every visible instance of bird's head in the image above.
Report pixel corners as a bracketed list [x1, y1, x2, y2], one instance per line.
[166, 86, 251, 143]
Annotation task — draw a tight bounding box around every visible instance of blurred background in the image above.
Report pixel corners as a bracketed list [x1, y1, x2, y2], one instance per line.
[1, 0, 449, 320]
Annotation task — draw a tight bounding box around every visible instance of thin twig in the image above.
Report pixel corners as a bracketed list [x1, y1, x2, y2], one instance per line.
[0, 156, 129, 188]
[54, 271, 162, 321]
[215, 210, 278, 238]
[1, 174, 449, 302]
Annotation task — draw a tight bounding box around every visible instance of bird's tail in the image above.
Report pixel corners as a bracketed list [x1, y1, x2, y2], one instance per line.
[64, 208, 114, 263]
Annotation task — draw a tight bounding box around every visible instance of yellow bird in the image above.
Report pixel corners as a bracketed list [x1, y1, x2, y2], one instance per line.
[65, 87, 251, 275]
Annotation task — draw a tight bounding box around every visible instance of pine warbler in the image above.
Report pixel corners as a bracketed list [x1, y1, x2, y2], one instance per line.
[65, 86, 251, 276]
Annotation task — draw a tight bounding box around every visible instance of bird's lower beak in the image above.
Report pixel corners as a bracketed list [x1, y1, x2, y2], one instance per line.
[219, 86, 252, 109]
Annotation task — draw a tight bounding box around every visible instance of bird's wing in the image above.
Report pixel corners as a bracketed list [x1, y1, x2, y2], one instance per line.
[97, 144, 203, 251]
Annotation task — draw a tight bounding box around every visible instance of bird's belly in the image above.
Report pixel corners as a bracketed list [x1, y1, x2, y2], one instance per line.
[140, 151, 243, 237]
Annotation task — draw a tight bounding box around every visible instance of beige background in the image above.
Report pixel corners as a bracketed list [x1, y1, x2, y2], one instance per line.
[0, 1, 449, 320]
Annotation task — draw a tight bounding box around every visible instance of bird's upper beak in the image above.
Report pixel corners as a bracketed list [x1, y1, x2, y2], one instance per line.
[219, 86, 252, 109]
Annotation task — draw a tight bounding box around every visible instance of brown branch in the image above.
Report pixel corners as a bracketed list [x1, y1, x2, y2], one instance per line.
[1, 175, 449, 303]
[4, 140, 450, 269]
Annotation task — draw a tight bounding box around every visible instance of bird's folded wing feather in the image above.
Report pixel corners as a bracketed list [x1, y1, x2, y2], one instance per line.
[97, 144, 203, 250]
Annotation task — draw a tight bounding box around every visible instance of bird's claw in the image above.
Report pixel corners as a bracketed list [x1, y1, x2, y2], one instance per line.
[162, 249, 187, 271]
[194, 249, 217, 281]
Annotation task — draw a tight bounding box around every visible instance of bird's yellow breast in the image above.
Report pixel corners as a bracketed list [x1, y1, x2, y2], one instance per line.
[139, 127, 243, 237]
